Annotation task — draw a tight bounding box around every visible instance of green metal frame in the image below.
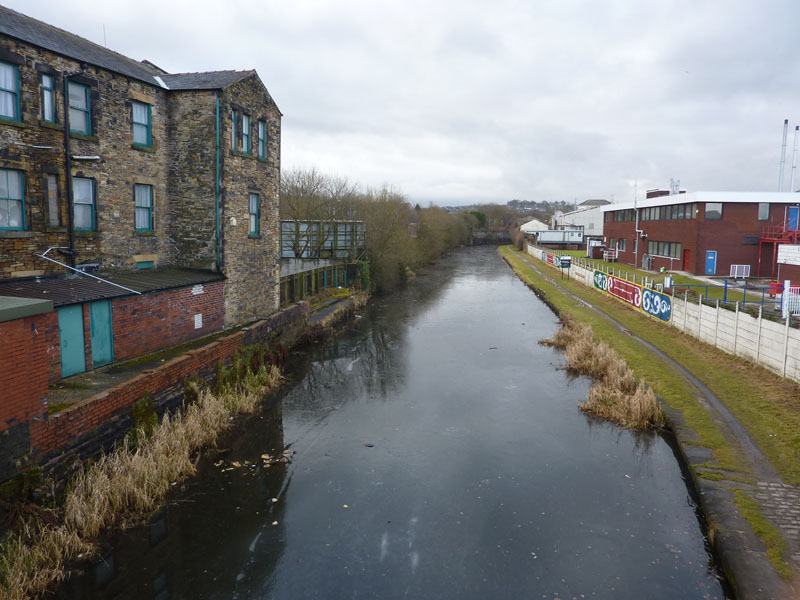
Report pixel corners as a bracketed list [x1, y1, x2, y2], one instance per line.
[132, 100, 152, 147]
[0, 168, 25, 230]
[0, 61, 20, 122]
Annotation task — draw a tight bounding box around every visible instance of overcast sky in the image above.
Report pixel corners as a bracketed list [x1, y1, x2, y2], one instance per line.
[9, 0, 800, 206]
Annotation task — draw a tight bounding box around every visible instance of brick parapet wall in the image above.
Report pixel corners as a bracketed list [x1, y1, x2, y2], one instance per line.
[31, 301, 309, 463]
[112, 280, 225, 362]
[0, 311, 56, 480]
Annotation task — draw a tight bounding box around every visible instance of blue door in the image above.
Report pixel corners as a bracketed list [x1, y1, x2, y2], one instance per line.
[789, 206, 799, 231]
[90, 300, 113, 368]
[705, 251, 717, 275]
[58, 305, 86, 378]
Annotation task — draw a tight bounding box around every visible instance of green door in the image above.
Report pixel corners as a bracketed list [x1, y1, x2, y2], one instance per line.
[58, 305, 86, 378]
[90, 300, 113, 368]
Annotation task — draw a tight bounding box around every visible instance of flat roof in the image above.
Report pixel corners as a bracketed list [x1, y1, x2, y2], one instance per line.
[0, 296, 54, 323]
[603, 191, 800, 212]
[0, 268, 224, 308]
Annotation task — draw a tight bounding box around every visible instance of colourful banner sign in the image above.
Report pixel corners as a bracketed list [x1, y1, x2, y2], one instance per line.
[641, 288, 672, 321]
[606, 275, 641, 309]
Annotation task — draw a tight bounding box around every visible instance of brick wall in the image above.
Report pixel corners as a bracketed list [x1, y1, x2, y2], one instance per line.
[112, 280, 225, 362]
[0, 311, 55, 480]
[30, 302, 308, 461]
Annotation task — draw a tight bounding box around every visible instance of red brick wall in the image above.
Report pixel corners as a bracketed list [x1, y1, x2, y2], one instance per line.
[112, 280, 225, 362]
[603, 202, 791, 275]
[31, 330, 244, 455]
[29, 302, 307, 456]
[0, 312, 55, 429]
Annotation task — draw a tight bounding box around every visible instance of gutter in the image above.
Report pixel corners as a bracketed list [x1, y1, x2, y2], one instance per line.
[216, 94, 222, 270]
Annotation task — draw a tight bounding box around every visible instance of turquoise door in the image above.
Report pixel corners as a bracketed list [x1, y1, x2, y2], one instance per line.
[789, 206, 799, 231]
[705, 250, 717, 275]
[58, 305, 86, 378]
[90, 300, 114, 368]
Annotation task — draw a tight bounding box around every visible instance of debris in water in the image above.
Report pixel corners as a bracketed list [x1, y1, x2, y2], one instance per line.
[272, 521, 278, 526]
[343, 504, 349, 509]
[364, 443, 374, 448]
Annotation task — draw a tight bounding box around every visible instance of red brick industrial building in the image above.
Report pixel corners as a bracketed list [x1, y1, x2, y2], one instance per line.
[601, 191, 800, 281]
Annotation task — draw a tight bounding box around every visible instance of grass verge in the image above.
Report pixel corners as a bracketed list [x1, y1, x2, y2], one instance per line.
[0, 361, 282, 600]
[501, 246, 798, 578]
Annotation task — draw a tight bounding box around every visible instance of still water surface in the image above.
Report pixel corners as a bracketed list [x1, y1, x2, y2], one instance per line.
[58, 246, 727, 599]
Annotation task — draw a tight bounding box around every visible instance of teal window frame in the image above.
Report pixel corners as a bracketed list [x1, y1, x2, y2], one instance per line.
[0, 61, 21, 122]
[136, 260, 154, 269]
[72, 176, 95, 230]
[41, 73, 56, 122]
[249, 193, 260, 235]
[134, 184, 153, 231]
[68, 82, 91, 135]
[231, 110, 237, 150]
[258, 120, 266, 158]
[131, 100, 152, 147]
[0, 168, 25, 230]
[242, 114, 251, 154]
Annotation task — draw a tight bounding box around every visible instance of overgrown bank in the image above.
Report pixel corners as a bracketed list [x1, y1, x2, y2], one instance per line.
[0, 350, 283, 600]
[500, 246, 800, 593]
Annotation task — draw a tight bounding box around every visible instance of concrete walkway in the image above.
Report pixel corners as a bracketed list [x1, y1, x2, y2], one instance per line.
[514, 251, 799, 599]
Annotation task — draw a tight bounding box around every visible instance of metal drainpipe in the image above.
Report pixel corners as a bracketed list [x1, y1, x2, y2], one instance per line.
[62, 66, 86, 268]
[63, 73, 75, 267]
[215, 94, 222, 270]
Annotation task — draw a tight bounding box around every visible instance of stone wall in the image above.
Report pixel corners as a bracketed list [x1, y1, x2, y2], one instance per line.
[166, 90, 219, 270]
[0, 38, 173, 277]
[219, 74, 281, 326]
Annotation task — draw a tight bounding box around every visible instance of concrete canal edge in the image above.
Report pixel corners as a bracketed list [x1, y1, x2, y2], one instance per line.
[501, 250, 798, 599]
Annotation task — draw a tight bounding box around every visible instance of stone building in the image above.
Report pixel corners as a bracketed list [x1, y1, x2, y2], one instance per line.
[0, 5, 283, 456]
[0, 5, 281, 328]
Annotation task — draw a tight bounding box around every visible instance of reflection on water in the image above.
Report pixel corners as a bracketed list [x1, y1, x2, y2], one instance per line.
[56, 247, 727, 599]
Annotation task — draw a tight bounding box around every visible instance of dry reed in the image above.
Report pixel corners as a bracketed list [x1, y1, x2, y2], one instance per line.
[543, 315, 665, 429]
[1, 363, 282, 599]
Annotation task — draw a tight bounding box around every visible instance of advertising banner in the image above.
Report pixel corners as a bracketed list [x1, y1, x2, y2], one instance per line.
[606, 275, 642, 309]
[641, 288, 672, 321]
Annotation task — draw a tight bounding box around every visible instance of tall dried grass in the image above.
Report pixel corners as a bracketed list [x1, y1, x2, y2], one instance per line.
[544, 315, 665, 429]
[1, 363, 282, 599]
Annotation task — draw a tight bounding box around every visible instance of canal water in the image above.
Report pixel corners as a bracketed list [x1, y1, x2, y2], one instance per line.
[56, 246, 728, 599]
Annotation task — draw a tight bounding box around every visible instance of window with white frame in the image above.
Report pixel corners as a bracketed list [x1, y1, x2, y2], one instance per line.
[135, 184, 153, 231]
[0, 61, 20, 121]
[73, 177, 95, 230]
[758, 202, 769, 221]
[0, 168, 24, 230]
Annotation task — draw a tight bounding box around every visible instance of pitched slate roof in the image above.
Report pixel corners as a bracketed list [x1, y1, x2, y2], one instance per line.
[0, 5, 163, 86]
[159, 70, 256, 90]
[0, 268, 224, 307]
[579, 199, 611, 207]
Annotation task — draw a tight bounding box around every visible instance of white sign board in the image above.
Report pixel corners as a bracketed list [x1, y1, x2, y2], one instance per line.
[777, 244, 800, 266]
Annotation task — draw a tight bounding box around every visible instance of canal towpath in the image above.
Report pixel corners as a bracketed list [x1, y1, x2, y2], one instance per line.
[511, 249, 799, 599]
